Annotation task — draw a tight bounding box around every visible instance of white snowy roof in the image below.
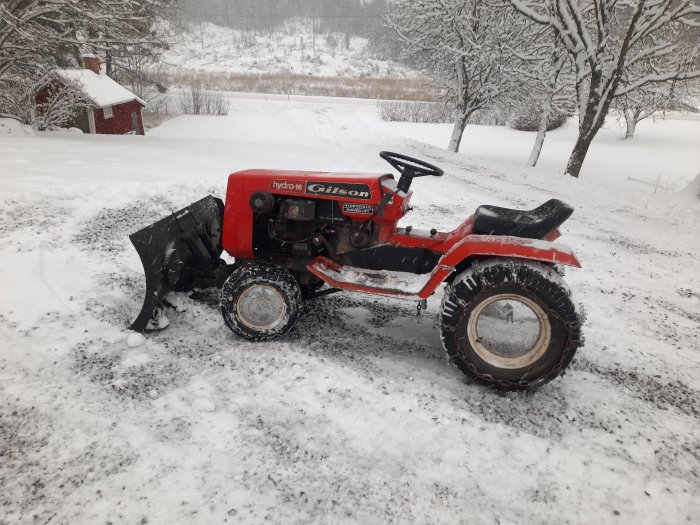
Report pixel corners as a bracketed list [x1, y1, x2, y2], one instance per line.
[55, 69, 146, 108]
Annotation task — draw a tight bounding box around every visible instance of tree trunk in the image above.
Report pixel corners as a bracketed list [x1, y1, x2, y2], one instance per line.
[565, 133, 594, 178]
[528, 94, 553, 166]
[448, 110, 469, 153]
[105, 51, 113, 78]
[565, 67, 615, 178]
[529, 52, 566, 166]
[622, 108, 639, 139]
[447, 55, 471, 154]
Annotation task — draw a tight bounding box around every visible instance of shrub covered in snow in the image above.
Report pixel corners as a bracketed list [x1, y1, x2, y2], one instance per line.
[379, 100, 455, 123]
[178, 82, 229, 116]
[379, 99, 517, 126]
[160, 70, 435, 101]
[509, 105, 569, 132]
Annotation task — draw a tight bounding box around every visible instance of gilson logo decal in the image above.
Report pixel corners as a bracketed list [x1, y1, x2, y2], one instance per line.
[306, 181, 372, 200]
[271, 179, 304, 192]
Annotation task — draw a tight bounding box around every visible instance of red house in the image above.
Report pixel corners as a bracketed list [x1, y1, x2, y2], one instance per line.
[40, 55, 146, 135]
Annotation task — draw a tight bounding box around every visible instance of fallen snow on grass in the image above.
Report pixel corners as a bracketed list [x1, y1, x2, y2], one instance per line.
[0, 96, 698, 524]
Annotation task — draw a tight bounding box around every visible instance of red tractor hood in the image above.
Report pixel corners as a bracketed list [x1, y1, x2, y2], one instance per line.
[229, 169, 393, 204]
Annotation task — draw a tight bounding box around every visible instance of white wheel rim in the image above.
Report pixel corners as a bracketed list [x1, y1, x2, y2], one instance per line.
[236, 284, 287, 331]
[466, 293, 551, 370]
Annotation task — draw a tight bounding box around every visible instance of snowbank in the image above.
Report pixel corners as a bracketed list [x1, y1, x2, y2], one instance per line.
[0, 117, 33, 136]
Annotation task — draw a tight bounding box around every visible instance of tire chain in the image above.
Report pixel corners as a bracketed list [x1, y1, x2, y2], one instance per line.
[458, 280, 583, 391]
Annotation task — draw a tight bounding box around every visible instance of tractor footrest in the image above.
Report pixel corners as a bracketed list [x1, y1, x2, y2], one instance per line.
[307, 256, 431, 297]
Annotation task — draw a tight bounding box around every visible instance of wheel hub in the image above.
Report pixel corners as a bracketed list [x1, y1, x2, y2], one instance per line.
[236, 285, 287, 331]
[466, 293, 551, 369]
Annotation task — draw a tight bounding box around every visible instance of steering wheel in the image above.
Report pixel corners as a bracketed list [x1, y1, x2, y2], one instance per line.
[380, 151, 444, 193]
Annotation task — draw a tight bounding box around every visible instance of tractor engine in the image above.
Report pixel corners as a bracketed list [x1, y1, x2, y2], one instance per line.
[249, 191, 372, 262]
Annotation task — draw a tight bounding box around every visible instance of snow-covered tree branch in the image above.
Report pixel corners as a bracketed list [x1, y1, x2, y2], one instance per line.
[509, 0, 700, 177]
[613, 75, 699, 138]
[1, 1, 171, 74]
[387, 0, 533, 153]
[505, 26, 576, 166]
[0, 0, 174, 121]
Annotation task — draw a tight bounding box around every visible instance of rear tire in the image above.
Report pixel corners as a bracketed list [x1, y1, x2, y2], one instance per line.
[440, 260, 582, 390]
[220, 264, 302, 342]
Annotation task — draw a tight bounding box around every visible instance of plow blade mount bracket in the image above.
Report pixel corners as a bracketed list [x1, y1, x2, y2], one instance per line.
[129, 195, 225, 332]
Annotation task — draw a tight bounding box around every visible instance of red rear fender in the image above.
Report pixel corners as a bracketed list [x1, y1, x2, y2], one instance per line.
[441, 235, 580, 268]
[416, 235, 580, 299]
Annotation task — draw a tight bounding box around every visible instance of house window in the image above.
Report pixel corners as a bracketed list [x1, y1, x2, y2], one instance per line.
[103, 106, 113, 119]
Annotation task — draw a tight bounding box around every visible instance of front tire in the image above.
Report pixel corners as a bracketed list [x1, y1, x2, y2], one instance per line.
[440, 260, 582, 390]
[220, 264, 302, 341]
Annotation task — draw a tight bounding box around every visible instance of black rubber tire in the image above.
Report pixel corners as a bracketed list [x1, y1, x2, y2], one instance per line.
[220, 263, 302, 342]
[440, 260, 582, 390]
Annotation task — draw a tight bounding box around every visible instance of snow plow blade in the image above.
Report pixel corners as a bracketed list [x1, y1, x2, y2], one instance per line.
[129, 195, 225, 332]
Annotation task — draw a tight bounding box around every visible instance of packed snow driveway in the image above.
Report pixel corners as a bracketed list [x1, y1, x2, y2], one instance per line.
[0, 101, 698, 524]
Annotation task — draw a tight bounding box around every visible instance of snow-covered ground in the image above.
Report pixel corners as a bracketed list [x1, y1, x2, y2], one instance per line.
[163, 21, 413, 78]
[0, 98, 698, 524]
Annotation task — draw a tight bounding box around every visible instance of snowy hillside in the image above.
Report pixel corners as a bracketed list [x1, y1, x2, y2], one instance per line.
[162, 21, 413, 78]
[0, 101, 698, 524]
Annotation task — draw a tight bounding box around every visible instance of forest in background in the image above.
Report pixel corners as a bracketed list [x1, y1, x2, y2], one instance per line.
[177, 0, 392, 43]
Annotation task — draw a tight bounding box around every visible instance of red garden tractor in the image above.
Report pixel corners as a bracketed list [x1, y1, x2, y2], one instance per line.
[130, 152, 583, 389]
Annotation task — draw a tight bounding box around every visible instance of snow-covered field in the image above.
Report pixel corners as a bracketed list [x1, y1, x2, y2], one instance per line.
[0, 98, 698, 524]
[163, 21, 413, 78]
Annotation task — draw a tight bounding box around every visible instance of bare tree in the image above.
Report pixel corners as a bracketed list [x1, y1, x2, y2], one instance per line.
[387, 0, 529, 153]
[179, 81, 229, 116]
[613, 70, 698, 139]
[613, 81, 669, 138]
[0, 1, 173, 77]
[0, 0, 172, 124]
[526, 52, 571, 165]
[510, 0, 700, 177]
[112, 45, 165, 106]
[509, 27, 576, 166]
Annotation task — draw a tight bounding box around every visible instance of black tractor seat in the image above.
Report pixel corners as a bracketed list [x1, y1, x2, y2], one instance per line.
[472, 198, 573, 239]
